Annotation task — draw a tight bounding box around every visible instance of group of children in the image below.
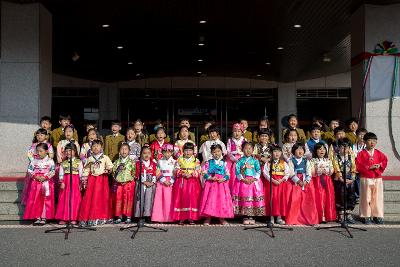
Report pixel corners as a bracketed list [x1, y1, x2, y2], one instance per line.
[22, 114, 388, 226]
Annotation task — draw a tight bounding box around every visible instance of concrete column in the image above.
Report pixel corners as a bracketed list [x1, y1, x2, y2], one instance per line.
[277, 83, 297, 144]
[98, 85, 120, 132]
[0, 2, 52, 175]
[351, 4, 400, 176]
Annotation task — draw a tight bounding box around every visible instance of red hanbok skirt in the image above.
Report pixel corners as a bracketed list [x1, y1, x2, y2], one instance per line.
[55, 174, 82, 221]
[78, 174, 110, 221]
[113, 180, 135, 218]
[313, 174, 336, 222]
[286, 174, 318, 225]
[172, 176, 201, 221]
[264, 175, 287, 217]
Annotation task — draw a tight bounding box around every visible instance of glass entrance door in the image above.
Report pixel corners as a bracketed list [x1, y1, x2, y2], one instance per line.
[120, 88, 277, 143]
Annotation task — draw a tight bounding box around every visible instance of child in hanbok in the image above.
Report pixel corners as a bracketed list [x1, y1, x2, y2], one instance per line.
[23, 143, 56, 225]
[56, 125, 80, 164]
[126, 127, 141, 161]
[253, 128, 272, 167]
[286, 143, 318, 225]
[356, 132, 388, 225]
[28, 128, 55, 161]
[174, 126, 197, 158]
[310, 143, 336, 223]
[172, 142, 202, 224]
[262, 144, 290, 225]
[199, 126, 227, 163]
[55, 143, 83, 224]
[233, 142, 265, 225]
[226, 123, 246, 190]
[200, 144, 234, 225]
[78, 140, 113, 226]
[134, 145, 157, 221]
[151, 144, 176, 223]
[150, 127, 168, 163]
[282, 129, 298, 163]
[79, 128, 100, 165]
[22, 128, 54, 205]
[112, 143, 136, 224]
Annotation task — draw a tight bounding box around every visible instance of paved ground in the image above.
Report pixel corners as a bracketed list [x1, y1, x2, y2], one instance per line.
[1, 224, 400, 266]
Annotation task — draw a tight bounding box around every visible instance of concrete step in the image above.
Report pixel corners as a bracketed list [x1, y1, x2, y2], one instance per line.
[0, 202, 24, 216]
[0, 214, 23, 221]
[0, 191, 21, 203]
[384, 180, 400, 191]
[383, 214, 400, 223]
[384, 202, 400, 214]
[0, 181, 24, 191]
[385, 191, 400, 202]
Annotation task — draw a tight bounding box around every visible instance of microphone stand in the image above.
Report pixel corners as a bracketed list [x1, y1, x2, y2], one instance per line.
[120, 158, 167, 239]
[316, 148, 366, 238]
[244, 157, 293, 238]
[45, 140, 96, 239]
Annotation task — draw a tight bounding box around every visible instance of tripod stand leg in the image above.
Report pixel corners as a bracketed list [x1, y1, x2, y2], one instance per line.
[131, 226, 140, 239]
[143, 225, 168, 232]
[344, 226, 354, 238]
[347, 226, 367, 231]
[269, 224, 275, 238]
[65, 226, 71, 240]
[45, 226, 68, 233]
[244, 225, 271, 230]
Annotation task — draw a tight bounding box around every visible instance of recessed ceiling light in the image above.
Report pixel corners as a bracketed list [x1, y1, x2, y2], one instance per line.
[197, 59, 203, 62]
[277, 46, 284, 50]
[198, 43, 205, 46]
[256, 74, 262, 77]
[128, 61, 133, 65]
[199, 20, 207, 24]
[246, 94, 250, 97]
[197, 71, 202, 74]
[136, 73, 141, 77]
[294, 24, 302, 28]
[72, 52, 80, 62]
[117, 46, 123, 49]
[323, 57, 331, 63]
[102, 24, 110, 28]
[196, 94, 200, 97]
[265, 62, 271, 65]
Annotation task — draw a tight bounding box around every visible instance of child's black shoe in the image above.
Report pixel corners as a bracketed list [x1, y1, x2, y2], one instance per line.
[363, 217, 372, 225]
[373, 217, 384, 225]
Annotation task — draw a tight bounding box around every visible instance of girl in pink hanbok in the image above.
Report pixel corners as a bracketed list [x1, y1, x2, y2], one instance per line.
[200, 144, 234, 225]
[22, 128, 54, 205]
[233, 142, 265, 225]
[23, 143, 56, 225]
[151, 144, 176, 223]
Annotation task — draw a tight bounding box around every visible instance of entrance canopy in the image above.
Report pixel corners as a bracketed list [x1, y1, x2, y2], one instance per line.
[37, 0, 395, 82]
